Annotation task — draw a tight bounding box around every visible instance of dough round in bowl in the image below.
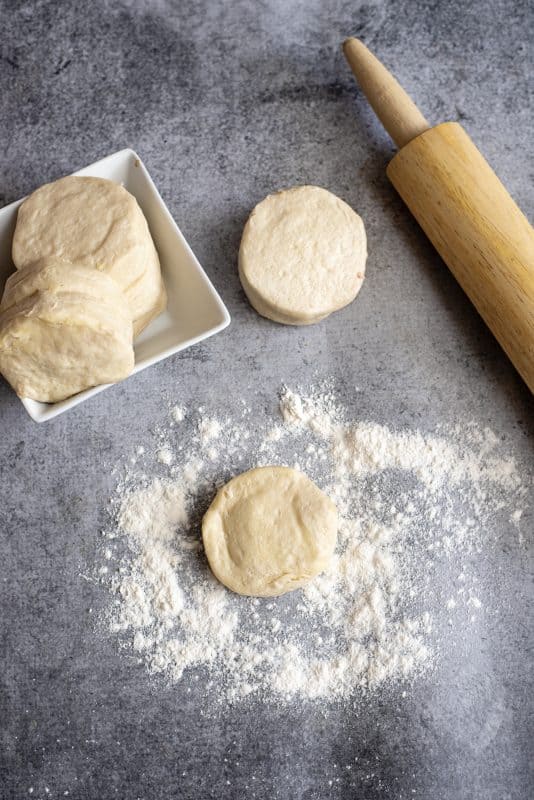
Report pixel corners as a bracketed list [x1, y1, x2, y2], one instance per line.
[0, 259, 134, 402]
[1, 256, 132, 312]
[12, 175, 166, 336]
[127, 242, 167, 337]
[239, 185, 367, 325]
[202, 466, 338, 597]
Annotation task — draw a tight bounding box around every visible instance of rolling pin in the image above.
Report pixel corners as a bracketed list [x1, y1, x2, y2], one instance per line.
[343, 38, 534, 393]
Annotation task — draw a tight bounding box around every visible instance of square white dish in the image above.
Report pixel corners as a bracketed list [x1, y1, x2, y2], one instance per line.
[0, 149, 230, 422]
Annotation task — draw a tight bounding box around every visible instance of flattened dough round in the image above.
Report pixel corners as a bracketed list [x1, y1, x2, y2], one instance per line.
[12, 175, 166, 336]
[0, 259, 134, 402]
[202, 466, 338, 597]
[127, 243, 167, 337]
[238, 185, 367, 325]
[1, 256, 132, 314]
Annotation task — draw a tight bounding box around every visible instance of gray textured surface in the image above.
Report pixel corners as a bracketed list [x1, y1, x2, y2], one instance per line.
[0, 1, 533, 798]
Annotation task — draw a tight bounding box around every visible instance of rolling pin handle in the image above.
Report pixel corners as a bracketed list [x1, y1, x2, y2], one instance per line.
[342, 37, 430, 149]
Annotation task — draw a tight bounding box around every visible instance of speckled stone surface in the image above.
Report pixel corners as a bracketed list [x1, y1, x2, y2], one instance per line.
[0, 1, 532, 798]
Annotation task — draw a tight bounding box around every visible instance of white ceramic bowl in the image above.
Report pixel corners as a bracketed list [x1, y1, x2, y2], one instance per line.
[0, 149, 230, 422]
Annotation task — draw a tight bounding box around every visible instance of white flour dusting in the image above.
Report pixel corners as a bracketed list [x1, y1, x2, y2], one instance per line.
[156, 445, 173, 466]
[171, 405, 184, 423]
[101, 384, 528, 704]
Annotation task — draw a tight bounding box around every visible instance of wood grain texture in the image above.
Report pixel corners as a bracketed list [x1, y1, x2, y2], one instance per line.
[387, 122, 534, 392]
[342, 38, 430, 148]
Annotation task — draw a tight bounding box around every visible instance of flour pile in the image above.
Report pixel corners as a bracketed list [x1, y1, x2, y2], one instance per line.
[101, 386, 527, 703]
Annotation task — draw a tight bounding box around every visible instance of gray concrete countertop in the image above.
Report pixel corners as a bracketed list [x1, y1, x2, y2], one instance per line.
[0, 1, 532, 798]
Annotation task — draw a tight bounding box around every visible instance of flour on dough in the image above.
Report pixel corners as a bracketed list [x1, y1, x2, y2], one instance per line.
[239, 185, 367, 325]
[202, 465, 338, 597]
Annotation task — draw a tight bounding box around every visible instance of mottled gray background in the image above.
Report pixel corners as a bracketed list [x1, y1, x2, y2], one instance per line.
[0, 1, 533, 798]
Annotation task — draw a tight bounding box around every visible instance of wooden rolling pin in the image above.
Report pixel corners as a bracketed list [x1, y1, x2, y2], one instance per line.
[343, 38, 534, 393]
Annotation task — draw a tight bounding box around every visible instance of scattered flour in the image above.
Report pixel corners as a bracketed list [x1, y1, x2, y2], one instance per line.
[156, 445, 173, 466]
[101, 384, 529, 705]
[198, 416, 222, 444]
[171, 405, 185, 423]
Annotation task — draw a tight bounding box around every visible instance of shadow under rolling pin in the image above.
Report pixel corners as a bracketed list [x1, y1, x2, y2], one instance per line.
[343, 37, 534, 394]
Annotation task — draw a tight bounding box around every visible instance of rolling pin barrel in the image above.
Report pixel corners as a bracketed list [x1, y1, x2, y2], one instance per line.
[343, 38, 534, 393]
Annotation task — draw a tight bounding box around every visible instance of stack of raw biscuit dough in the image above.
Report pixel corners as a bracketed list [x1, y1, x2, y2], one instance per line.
[0, 176, 166, 402]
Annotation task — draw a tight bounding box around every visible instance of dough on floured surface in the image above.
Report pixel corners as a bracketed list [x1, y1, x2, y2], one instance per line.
[239, 185, 367, 325]
[202, 466, 338, 597]
[0, 259, 134, 402]
[12, 175, 166, 336]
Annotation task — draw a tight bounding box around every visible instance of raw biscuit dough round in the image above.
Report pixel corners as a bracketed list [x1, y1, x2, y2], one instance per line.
[1, 256, 132, 312]
[12, 175, 166, 336]
[0, 259, 134, 402]
[239, 185, 367, 325]
[202, 466, 338, 597]
[126, 242, 167, 337]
